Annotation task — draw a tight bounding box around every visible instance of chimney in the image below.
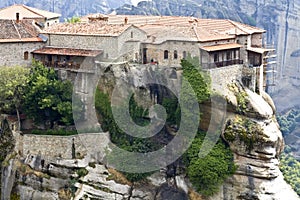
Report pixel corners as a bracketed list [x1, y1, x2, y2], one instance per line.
[124, 17, 128, 25]
[16, 13, 20, 23]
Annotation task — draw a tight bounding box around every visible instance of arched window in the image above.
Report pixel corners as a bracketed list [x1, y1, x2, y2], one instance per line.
[174, 50, 178, 59]
[131, 31, 133, 38]
[24, 51, 29, 60]
[164, 50, 169, 59]
[183, 51, 187, 59]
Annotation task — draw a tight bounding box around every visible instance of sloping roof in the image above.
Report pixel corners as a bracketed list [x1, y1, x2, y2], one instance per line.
[96, 15, 264, 42]
[32, 46, 103, 57]
[139, 24, 198, 43]
[51, 14, 265, 42]
[201, 43, 242, 52]
[247, 47, 274, 54]
[43, 22, 133, 36]
[0, 19, 43, 43]
[0, 4, 61, 20]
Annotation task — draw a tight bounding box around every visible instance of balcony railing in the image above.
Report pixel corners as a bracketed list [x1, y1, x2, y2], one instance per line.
[201, 59, 243, 69]
[41, 60, 81, 70]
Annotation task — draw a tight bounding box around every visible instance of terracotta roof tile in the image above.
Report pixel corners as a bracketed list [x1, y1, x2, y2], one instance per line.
[139, 24, 198, 42]
[201, 43, 242, 52]
[32, 46, 103, 57]
[0, 4, 61, 20]
[43, 22, 132, 36]
[0, 19, 42, 42]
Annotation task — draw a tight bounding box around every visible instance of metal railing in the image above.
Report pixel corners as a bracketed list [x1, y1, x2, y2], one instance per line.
[201, 59, 243, 69]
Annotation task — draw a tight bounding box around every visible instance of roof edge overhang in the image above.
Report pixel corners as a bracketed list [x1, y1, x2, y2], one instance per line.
[201, 43, 242, 52]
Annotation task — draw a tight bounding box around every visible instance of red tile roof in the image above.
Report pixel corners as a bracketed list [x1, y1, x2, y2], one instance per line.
[201, 43, 242, 52]
[43, 22, 132, 36]
[0, 19, 43, 43]
[32, 46, 103, 57]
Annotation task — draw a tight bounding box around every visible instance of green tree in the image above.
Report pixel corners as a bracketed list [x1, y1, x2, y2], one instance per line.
[186, 133, 236, 196]
[24, 61, 73, 126]
[65, 16, 81, 23]
[0, 66, 30, 130]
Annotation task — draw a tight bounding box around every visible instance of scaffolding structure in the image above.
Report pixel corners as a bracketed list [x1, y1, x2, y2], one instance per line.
[263, 47, 277, 93]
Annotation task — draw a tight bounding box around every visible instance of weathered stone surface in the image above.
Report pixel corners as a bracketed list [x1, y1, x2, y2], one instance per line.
[217, 80, 299, 200]
[19, 185, 58, 200]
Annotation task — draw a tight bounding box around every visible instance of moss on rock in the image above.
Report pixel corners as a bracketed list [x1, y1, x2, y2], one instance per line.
[224, 116, 267, 151]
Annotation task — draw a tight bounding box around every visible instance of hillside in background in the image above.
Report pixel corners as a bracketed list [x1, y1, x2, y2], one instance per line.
[0, 0, 131, 20]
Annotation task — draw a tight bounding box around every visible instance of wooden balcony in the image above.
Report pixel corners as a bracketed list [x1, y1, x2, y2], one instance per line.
[201, 59, 243, 69]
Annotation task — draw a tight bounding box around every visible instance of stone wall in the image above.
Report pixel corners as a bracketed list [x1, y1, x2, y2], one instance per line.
[20, 133, 110, 161]
[144, 41, 199, 66]
[47, 34, 119, 60]
[0, 42, 45, 67]
[46, 26, 147, 62]
[208, 65, 243, 94]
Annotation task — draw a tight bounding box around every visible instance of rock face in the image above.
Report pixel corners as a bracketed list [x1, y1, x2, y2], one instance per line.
[1, 64, 299, 199]
[212, 83, 299, 200]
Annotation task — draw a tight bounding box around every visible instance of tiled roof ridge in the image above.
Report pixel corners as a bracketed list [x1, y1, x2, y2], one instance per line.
[227, 19, 264, 34]
[11, 19, 22, 39]
[21, 4, 44, 18]
[21, 20, 41, 37]
[192, 25, 200, 41]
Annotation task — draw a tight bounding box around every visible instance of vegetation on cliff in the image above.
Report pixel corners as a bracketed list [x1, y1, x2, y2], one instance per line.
[23, 61, 74, 126]
[0, 66, 30, 129]
[224, 116, 265, 151]
[95, 58, 235, 196]
[185, 132, 236, 196]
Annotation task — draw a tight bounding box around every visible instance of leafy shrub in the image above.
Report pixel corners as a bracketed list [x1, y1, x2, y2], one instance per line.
[280, 148, 300, 196]
[186, 132, 237, 197]
[76, 168, 88, 177]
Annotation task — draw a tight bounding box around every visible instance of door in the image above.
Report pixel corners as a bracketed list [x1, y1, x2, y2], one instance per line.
[143, 48, 147, 64]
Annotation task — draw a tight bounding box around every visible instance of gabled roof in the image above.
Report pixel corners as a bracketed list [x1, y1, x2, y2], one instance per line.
[0, 19, 43, 43]
[79, 14, 265, 42]
[43, 22, 135, 36]
[0, 4, 61, 20]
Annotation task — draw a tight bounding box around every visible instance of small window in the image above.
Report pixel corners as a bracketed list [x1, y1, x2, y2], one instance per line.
[24, 51, 29, 60]
[183, 51, 187, 59]
[131, 31, 133, 38]
[164, 50, 169, 59]
[174, 50, 178, 59]
[47, 22, 50, 27]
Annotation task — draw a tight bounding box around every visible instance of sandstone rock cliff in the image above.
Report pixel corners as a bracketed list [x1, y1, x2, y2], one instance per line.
[1, 64, 299, 199]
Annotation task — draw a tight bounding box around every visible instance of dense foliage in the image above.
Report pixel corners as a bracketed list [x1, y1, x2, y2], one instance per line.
[280, 147, 300, 196]
[277, 109, 300, 137]
[185, 132, 236, 196]
[23, 61, 74, 126]
[0, 66, 30, 129]
[95, 88, 155, 181]
[277, 109, 300, 196]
